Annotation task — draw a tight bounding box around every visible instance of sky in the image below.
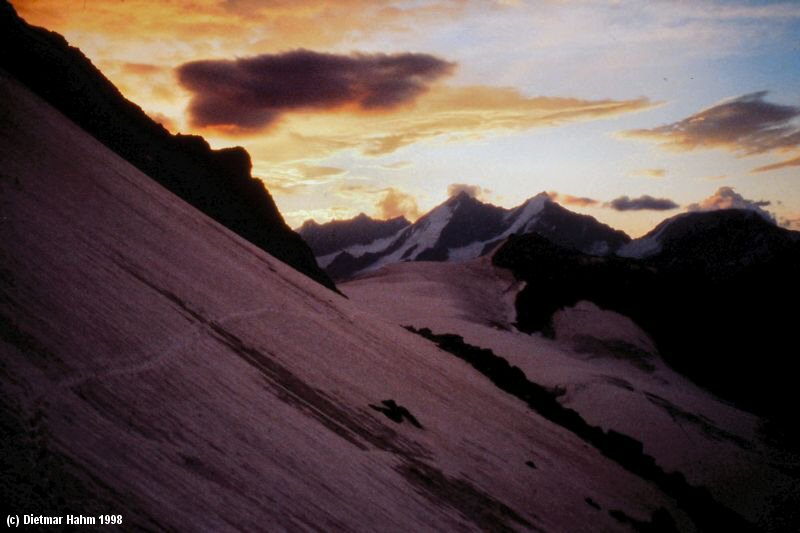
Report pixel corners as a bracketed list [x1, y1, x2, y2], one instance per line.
[13, 0, 800, 236]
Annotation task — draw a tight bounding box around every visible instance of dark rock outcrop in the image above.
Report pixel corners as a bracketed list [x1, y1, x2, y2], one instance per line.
[369, 399, 423, 428]
[530, 200, 630, 255]
[0, 1, 335, 291]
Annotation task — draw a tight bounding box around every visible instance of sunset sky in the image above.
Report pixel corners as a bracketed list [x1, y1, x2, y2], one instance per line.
[13, 0, 800, 235]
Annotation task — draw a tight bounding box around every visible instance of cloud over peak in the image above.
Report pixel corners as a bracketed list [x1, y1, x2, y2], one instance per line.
[177, 50, 455, 132]
[688, 186, 775, 223]
[447, 183, 491, 201]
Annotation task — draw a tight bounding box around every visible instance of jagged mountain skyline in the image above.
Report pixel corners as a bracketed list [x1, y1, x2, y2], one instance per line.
[11, 0, 800, 236]
[301, 190, 631, 280]
[299, 187, 792, 280]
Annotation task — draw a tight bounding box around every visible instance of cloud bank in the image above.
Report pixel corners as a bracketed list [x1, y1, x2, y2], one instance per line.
[623, 92, 800, 172]
[177, 50, 455, 132]
[546, 192, 599, 207]
[623, 92, 800, 154]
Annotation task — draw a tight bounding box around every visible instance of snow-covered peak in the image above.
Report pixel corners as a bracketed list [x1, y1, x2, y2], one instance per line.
[504, 192, 550, 231]
[354, 201, 455, 275]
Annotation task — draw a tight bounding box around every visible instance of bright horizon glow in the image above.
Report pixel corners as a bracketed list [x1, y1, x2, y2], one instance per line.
[12, 0, 800, 237]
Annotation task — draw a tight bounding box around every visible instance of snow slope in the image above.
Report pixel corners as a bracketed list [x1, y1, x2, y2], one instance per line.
[343, 258, 800, 530]
[0, 72, 693, 530]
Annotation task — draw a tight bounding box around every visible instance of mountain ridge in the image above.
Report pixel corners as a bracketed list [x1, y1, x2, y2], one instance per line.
[299, 213, 410, 257]
[309, 191, 630, 280]
[0, 1, 336, 291]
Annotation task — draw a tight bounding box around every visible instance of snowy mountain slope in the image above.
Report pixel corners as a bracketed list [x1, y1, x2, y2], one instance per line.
[315, 192, 629, 281]
[0, 72, 697, 530]
[343, 258, 800, 530]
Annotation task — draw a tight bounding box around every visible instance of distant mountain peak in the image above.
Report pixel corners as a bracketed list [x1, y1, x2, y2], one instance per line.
[617, 208, 788, 260]
[298, 212, 411, 258]
[312, 192, 630, 280]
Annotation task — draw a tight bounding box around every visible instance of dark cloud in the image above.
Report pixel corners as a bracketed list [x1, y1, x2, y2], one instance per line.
[606, 195, 679, 211]
[687, 186, 775, 223]
[546, 191, 599, 207]
[623, 91, 800, 155]
[447, 183, 491, 200]
[177, 49, 455, 132]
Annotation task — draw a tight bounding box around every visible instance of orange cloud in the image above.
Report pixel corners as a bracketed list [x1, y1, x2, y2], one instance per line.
[381, 161, 413, 170]
[376, 188, 420, 220]
[365, 86, 655, 155]
[752, 154, 800, 173]
[297, 165, 347, 179]
[12, 1, 470, 55]
[148, 111, 178, 132]
[121, 62, 165, 75]
[631, 168, 666, 178]
[547, 192, 599, 207]
[256, 163, 348, 195]
[779, 214, 800, 230]
[244, 85, 655, 162]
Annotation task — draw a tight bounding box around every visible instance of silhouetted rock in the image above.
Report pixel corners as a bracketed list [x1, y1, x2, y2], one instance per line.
[0, 2, 335, 291]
